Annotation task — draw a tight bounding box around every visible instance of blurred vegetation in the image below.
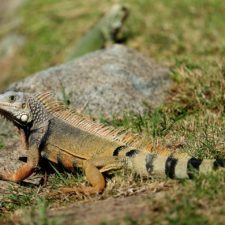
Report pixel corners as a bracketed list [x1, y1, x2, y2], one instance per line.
[3, 0, 225, 85]
[0, 0, 225, 224]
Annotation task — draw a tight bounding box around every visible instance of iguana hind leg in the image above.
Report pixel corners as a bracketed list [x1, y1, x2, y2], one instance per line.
[58, 157, 122, 195]
[60, 161, 105, 195]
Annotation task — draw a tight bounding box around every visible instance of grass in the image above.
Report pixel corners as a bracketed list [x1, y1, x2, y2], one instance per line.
[0, 0, 225, 224]
[101, 171, 225, 225]
[13, 198, 60, 225]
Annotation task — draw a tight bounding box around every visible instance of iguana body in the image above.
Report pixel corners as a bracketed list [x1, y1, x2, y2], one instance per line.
[68, 4, 129, 59]
[0, 91, 224, 194]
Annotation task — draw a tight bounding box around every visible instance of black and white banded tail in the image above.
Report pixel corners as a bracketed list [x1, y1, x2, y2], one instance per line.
[123, 150, 225, 179]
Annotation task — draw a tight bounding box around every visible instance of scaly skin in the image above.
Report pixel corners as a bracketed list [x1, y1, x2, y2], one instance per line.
[68, 4, 129, 59]
[0, 91, 224, 195]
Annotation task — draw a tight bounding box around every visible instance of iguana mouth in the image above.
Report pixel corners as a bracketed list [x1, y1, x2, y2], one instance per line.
[0, 109, 25, 127]
[0, 109, 12, 121]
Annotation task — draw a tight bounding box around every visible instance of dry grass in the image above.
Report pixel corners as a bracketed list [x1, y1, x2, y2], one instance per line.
[0, 0, 225, 224]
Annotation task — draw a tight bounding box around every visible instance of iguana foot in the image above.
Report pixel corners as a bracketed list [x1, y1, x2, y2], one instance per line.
[0, 163, 35, 182]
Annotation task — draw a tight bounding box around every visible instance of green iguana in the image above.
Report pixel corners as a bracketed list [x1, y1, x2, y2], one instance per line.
[0, 91, 224, 194]
[68, 4, 129, 59]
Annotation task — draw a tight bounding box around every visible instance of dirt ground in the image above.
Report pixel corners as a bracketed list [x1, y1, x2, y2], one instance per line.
[48, 192, 163, 225]
[6, 184, 171, 225]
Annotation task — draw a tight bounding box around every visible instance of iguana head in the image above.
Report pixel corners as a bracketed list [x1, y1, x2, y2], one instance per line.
[108, 4, 129, 31]
[0, 91, 33, 126]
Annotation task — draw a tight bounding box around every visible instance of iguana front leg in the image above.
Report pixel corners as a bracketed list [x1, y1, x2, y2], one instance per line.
[0, 123, 44, 183]
[0, 145, 40, 182]
[18, 128, 28, 151]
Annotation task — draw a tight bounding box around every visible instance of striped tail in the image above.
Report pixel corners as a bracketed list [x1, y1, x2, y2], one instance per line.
[124, 151, 225, 179]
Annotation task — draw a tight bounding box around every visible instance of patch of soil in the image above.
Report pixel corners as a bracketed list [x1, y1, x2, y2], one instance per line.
[48, 192, 164, 225]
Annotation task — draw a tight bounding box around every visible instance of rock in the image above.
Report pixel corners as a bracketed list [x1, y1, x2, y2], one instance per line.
[8, 45, 171, 117]
[0, 34, 25, 90]
[0, 34, 25, 88]
[0, 0, 25, 36]
[0, 34, 25, 58]
[0, 0, 25, 20]
[0, 0, 26, 90]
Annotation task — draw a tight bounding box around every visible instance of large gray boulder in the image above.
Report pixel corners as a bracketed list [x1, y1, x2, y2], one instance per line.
[8, 45, 171, 117]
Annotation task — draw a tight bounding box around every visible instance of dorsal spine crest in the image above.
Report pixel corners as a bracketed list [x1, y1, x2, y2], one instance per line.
[34, 92, 148, 149]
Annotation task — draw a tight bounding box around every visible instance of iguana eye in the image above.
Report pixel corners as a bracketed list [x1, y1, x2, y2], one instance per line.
[9, 95, 16, 102]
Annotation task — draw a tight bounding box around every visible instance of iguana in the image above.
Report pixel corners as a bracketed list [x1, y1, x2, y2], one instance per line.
[68, 4, 129, 59]
[0, 91, 224, 194]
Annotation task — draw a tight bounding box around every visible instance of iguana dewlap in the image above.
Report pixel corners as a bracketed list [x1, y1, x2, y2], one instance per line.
[0, 91, 224, 194]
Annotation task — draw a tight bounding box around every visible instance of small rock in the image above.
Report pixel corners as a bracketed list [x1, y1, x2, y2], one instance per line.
[0, 34, 25, 58]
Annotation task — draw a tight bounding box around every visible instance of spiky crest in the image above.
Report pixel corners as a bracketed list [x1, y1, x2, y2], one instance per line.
[35, 92, 151, 150]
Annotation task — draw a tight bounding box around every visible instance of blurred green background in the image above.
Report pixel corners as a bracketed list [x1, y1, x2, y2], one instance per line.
[0, 0, 224, 89]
